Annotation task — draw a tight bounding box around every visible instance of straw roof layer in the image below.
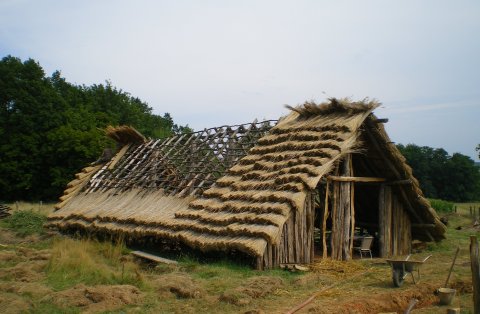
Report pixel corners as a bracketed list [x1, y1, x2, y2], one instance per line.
[48, 98, 446, 258]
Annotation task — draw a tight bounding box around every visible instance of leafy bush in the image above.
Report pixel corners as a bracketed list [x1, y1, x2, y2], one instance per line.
[2, 210, 47, 236]
[429, 199, 455, 213]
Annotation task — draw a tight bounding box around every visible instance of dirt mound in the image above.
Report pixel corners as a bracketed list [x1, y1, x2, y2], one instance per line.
[0, 228, 42, 245]
[305, 283, 437, 313]
[0, 250, 19, 262]
[0, 294, 31, 314]
[0, 260, 47, 282]
[451, 279, 473, 294]
[152, 273, 204, 298]
[16, 247, 51, 260]
[47, 284, 143, 313]
[0, 282, 52, 298]
[220, 276, 284, 306]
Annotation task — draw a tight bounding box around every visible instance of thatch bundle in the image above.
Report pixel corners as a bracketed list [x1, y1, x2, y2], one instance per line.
[105, 125, 146, 145]
[285, 97, 379, 118]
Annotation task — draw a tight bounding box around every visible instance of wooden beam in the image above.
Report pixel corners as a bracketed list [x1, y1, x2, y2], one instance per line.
[327, 175, 386, 183]
[387, 179, 412, 186]
[411, 224, 436, 228]
[131, 250, 178, 265]
[373, 118, 389, 124]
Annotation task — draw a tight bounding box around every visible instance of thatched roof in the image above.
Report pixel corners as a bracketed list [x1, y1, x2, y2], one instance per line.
[47, 99, 446, 258]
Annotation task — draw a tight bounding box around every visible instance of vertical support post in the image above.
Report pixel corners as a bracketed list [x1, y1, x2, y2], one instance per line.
[341, 154, 353, 260]
[331, 154, 354, 261]
[322, 180, 330, 259]
[470, 236, 480, 314]
[379, 184, 393, 257]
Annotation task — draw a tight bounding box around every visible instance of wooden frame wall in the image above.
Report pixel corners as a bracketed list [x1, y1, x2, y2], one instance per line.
[257, 192, 315, 270]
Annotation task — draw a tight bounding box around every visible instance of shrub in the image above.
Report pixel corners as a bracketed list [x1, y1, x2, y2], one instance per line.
[429, 199, 455, 213]
[2, 210, 47, 236]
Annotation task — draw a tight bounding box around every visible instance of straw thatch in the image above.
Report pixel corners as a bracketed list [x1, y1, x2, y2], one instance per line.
[105, 125, 146, 145]
[47, 98, 446, 261]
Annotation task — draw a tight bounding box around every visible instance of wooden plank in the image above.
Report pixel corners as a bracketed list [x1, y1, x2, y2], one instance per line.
[131, 251, 178, 265]
[107, 144, 131, 170]
[327, 175, 386, 183]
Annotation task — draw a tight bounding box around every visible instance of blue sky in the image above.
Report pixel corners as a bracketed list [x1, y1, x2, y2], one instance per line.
[1, 0, 479, 160]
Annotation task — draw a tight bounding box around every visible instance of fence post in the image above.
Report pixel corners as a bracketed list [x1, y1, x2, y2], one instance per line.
[470, 236, 480, 314]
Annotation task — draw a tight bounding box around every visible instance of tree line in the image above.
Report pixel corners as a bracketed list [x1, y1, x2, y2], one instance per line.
[397, 144, 480, 202]
[1, 56, 478, 203]
[0, 56, 190, 201]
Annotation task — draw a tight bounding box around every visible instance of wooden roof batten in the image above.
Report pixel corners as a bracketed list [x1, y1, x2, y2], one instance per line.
[84, 119, 278, 198]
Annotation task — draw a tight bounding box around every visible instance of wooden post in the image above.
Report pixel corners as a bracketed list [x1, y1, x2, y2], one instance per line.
[330, 155, 354, 261]
[379, 184, 392, 257]
[470, 236, 480, 314]
[322, 180, 330, 259]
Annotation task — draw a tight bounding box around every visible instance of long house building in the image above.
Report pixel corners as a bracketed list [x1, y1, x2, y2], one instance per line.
[47, 98, 446, 269]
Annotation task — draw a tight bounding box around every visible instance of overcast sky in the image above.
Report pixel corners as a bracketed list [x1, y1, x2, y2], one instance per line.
[1, 0, 479, 160]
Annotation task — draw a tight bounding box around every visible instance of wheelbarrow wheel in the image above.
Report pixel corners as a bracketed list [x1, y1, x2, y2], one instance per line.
[392, 268, 405, 287]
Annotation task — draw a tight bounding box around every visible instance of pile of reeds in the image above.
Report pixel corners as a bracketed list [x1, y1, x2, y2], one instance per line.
[105, 125, 146, 144]
[0, 204, 12, 219]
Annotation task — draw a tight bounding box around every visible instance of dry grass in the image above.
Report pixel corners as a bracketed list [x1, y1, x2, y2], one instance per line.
[1, 202, 479, 313]
[6, 201, 55, 216]
[46, 237, 141, 290]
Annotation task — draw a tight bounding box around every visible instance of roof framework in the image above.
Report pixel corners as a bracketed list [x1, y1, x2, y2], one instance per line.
[85, 120, 277, 197]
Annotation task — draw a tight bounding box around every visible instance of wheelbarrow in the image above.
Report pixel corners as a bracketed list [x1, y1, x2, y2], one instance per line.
[386, 254, 432, 287]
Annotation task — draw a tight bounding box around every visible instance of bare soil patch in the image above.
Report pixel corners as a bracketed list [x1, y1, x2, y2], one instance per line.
[305, 283, 437, 313]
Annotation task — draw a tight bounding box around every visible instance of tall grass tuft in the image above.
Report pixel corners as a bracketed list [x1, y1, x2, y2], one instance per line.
[2, 210, 47, 236]
[46, 237, 141, 290]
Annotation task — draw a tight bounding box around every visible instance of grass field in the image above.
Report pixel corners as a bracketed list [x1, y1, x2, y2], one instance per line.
[0, 202, 478, 313]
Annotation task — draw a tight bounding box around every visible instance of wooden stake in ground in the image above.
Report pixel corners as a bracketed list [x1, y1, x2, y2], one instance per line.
[444, 247, 460, 288]
[470, 236, 480, 314]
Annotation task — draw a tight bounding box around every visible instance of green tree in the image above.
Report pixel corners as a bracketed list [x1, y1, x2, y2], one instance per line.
[0, 55, 189, 201]
[397, 144, 480, 202]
